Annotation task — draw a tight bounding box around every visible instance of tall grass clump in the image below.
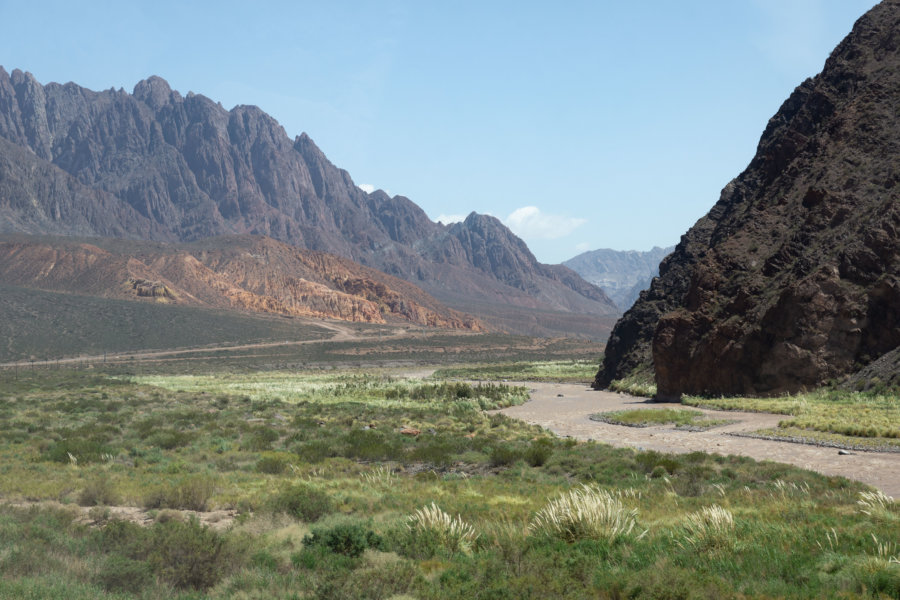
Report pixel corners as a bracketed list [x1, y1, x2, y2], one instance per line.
[406, 502, 478, 555]
[676, 505, 735, 553]
[857, 490, 896, 517]
[529, 484, 638, 543]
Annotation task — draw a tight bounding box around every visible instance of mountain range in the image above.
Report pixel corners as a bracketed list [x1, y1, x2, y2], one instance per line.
[0, 68, 619, 339]
[563, 246, 673, 311]
[596, 0, 900, 397]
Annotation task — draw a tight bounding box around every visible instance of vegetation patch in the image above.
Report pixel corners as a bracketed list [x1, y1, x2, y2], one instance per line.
[607, 369, 657, 397]
[591, 407, 732, 430]
[0, 367, 895, 598]
[685, 388, 900, 449]
[433, 359, 600, 383]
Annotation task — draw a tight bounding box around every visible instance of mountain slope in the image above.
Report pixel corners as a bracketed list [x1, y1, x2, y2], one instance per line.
[0, 69, 618, 337]
[0, 234, 484, 330]
[564, 246, 674, 310]
[595, 0, 900, 397]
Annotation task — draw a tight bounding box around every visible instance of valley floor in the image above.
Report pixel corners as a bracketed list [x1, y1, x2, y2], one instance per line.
[499, 382, 900, 497]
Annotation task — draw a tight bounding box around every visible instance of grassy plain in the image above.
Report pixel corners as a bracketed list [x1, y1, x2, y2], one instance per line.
[0, 363, 898, 599]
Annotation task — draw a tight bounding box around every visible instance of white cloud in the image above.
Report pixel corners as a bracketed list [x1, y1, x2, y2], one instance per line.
[358, 184, 375, 194]
[575, 242, 592, 253]
[435, 213, 466, 224]
[504, 206, 586, 240]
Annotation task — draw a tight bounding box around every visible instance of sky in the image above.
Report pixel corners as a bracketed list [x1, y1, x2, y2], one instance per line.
[0, 0, 879, 263]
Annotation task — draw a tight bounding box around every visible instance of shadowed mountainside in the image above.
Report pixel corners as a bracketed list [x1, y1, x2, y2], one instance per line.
[0, 70, 618, 338]
[596, 0, 900, 397]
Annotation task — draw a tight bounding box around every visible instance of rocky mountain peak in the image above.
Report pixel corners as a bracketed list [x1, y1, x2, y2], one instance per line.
[0, 66, 619, 338]
[133, 75, 176, 109]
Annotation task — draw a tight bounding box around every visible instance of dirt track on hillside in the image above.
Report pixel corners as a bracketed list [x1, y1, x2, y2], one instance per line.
[499, 382, 900, 496]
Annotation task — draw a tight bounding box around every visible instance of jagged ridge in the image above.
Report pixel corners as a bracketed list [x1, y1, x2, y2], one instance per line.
[0, 70, 618, 338]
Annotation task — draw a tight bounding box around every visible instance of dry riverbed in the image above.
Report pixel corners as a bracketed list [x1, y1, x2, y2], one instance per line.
[499, 382, 900, 497]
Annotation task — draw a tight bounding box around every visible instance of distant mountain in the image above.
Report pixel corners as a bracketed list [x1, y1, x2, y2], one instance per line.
[0, 234, 483, 329]
[563, 246, 674, 311]
[0, 68, 618, 338]
[595, 0, 900, 397]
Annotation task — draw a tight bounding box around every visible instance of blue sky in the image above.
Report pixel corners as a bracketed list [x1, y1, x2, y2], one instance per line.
[0, 0, 878, 263]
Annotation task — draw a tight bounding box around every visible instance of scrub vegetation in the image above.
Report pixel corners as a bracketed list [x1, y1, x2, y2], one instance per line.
[432, 359, 599, 383]
[0, 366, 897, 599]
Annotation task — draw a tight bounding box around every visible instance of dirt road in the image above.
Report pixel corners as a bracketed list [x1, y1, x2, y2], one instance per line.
[499, 382, 900, 496]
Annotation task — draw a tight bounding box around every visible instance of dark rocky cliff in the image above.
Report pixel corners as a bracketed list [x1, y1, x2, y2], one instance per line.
[595, 0, 900, 396]
[0, 69, 618, 337]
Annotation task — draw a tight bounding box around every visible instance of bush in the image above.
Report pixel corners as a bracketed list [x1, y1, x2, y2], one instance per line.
[145, 429, 195, 450]
[489, 444, 523, 467]
[256, 454, 288, 474]
[78, 475, 119, 506]
[241, 426, 281, 451]
[303, 521, 384, 558]
[148, 517, 241, 590]
[267, 483, 334, 522]
[525, 438, 554, 467]
[95, 555, 153, 594]
[44, 438, 115, 464]
[143, 475, 217, 511]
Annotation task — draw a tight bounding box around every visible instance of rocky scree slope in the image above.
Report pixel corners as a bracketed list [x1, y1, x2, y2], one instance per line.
[595, 0, 900, 397]
[0, 70, 617, 337]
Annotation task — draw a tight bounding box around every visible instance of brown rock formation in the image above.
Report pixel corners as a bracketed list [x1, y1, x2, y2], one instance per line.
[596, 0, 900, 397]
[0, 234, 484, 330]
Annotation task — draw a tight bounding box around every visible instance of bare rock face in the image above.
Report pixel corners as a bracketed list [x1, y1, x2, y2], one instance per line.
[596, 0, 900, 397]
[0, 69, 617, 337]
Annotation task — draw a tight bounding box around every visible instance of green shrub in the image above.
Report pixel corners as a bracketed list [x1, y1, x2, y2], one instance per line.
[145, 429, 195, 450]
[342, 429, 403, 461]
[95, 555, 153, 593]
[293, 439, 338, 463]
[77, 475, 119, 506]
[143, 475, 217, 511]
[43, 438, 115, 464]
[525, 438, 554, 467]
[241, 426, 281, 451]
[267, 483, 334, 522]
[489, 443, 523, 467]
[256, 454, 288, 474]
[635, 450, 681, 475]
[148, 517, 241, 590]
[303, 521, 384, 558]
